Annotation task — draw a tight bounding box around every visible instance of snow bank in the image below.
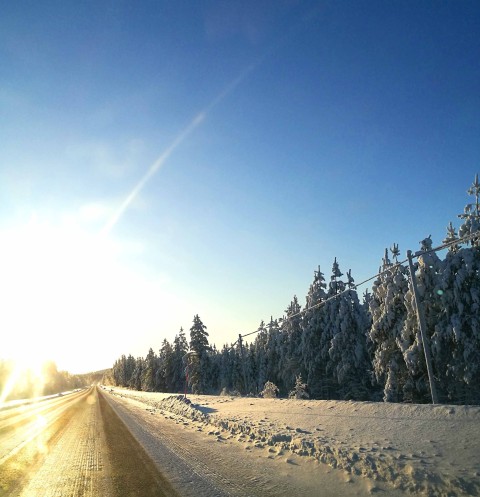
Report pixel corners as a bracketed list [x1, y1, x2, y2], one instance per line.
[108, 388, 480, 497]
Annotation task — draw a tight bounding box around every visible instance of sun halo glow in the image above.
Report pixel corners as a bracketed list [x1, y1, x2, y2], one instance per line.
[0, 214, 187, 376]
[0, 217, 122, 373]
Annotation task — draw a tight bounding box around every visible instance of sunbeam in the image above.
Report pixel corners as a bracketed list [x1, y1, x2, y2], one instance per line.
[102, 63, 257, 235]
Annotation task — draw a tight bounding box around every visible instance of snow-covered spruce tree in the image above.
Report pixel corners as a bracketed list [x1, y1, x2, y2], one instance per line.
[369, 247, 411, 402]
[130, 357, 144, 391]
[432, 180, 480, 403]
[124, 354, 136, 387]
[317, 258, 346, 398]
[157, 339, 174, 392]
[289, 374, 309, 399]
[171, 327, 189, 393]
[444, 222, 460, 253]
[265, 317, 282, 392]
[399, 236, 443, 403]
[208, 343, 221, 393]
[278, 295, 303, 394]
[260, 381, 279, 398]
[112, 354, 137, 387]
[301, 266, 328, 398]
[112, 355, 126, 387]
[326, 265, 370, 400]
[226, 342, 245, 394]
[189, 314, 211, 394]
[141, 347, 158, 392]
[458, 174, 480, 246]
[363, 288, 373, 314]
[436, 243, 480, 403]
[218, 344, 233, 393]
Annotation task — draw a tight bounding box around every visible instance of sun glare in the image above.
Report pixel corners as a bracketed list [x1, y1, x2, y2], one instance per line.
[0, 212, 184, 373]
[0, 213, 186, 377]
[0, 215, 120, 373]
[0, 356, 47, 404]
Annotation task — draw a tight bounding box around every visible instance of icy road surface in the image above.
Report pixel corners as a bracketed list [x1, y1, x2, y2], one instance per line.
[0, 387, 178, 496]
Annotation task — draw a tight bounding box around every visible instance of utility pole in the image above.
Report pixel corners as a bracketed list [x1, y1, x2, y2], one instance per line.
[406, 250, 439, 404]
[238, 334, 249, 396]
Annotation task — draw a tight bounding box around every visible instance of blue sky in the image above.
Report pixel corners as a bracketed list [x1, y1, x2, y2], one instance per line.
[1, 1, 479, 373]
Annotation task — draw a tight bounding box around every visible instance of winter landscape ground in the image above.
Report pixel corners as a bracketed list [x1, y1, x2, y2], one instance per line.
[105, 386, 480, 497]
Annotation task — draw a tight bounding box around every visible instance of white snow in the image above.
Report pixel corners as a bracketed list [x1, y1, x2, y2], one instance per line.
[105, 386, 480, 497]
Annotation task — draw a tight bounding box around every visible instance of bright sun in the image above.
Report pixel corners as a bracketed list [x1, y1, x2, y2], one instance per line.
[0, 216, 120, 373]
[0, 213, 186, 378]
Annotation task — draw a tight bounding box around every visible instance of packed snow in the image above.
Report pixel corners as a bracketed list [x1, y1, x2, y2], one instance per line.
[105, 387, 480, 497]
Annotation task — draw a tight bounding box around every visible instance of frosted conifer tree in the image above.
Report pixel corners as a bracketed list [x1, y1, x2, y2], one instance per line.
[260, 380, 279, 398]
[218, 344, 233, 393]
[265, 317, 282, 392]
[279, 296, 303, 393]
[157, 339, 174, 392]
[130, 357, 144, 391]
[443, 222, 460, 253]
[301, 266, 327, 398]
[127, 355, 136, 386]
[171, 328, 189, 392]
[327, 266, 370, 400]
[369, 246, 410, 402]
[142, 347, 157, 391]
[316, 258, 346, 398]
[189, 314, 210, 393]
[435, 245, 480, 403]
[289, 374, 309, 399]
[458, 174, 480, 246]
[399, 237, 442, 403]
[434, 182, 480, 403]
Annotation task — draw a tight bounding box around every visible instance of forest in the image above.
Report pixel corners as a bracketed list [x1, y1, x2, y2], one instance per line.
[111, 176, 480, 405]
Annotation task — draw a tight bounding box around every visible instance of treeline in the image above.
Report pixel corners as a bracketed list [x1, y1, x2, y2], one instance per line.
[112, 176, 480, 405]
[0, 360, 87, 401]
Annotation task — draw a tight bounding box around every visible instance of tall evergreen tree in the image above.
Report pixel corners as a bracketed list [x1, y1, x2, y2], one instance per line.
[265, 317, 282, 391]
[279, 296, 303, 393]
[458, 174, 480, 246]
[189, 314, 210, 393]
[443, 222, 460, 253]
[434, 185, 480, 403]
[327, 267, 370, 399]
[399, 236, 442, 403]
[301, 266, 328, 398]
[171, 327, 189, 392]
[434, 246, 480, 403]
[142, 347, 157, 391]
[130, 357, 144, 391]
[369, 247, 410, 401]
[190, 314, 209, 355]
[157, 339, 174, 391]
[318, 258, 347, 398]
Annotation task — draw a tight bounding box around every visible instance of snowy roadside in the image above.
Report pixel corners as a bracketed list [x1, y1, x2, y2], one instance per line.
[105, 387, 480, 497]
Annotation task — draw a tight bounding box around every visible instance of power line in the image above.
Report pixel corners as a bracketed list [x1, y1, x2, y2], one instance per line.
[232, 230, 478, 346]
